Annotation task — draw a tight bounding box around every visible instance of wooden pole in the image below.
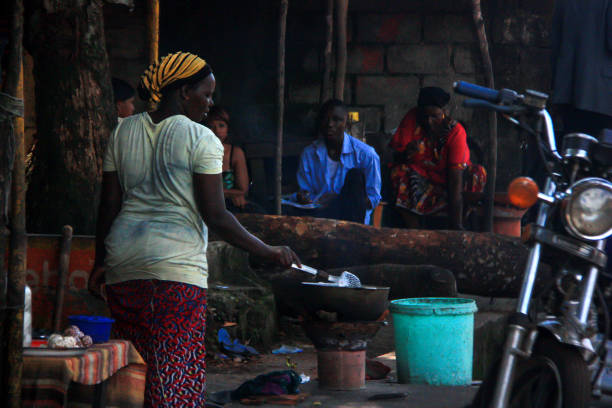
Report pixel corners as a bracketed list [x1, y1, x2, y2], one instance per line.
[274, 0, 288, 215]
[52, 225, 73, 333]
[2, 0, 25, 405]
[7, 64, 26, 408]
[320, 0, 334, 104]
[471, 0, 497, 232]
[146, 0, 160, 111]
[333, 0, 348, 100]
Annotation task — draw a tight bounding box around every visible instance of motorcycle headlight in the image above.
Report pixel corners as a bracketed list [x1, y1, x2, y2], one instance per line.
[562, 178, 612, 240]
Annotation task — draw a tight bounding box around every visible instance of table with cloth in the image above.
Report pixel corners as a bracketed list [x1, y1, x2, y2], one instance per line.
[22, 340, 146, 408]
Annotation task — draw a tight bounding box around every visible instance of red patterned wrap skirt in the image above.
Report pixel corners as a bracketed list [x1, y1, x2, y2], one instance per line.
[106, 279, 207, 408]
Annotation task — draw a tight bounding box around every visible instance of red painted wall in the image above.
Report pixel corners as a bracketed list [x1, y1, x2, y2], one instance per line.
[13, 235, 108, 332]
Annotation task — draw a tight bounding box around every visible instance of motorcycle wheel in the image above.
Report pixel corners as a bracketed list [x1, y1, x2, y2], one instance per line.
[471, 335, 590, 408]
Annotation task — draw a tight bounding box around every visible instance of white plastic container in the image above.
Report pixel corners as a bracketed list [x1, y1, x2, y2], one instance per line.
[23, 285, 32, 347]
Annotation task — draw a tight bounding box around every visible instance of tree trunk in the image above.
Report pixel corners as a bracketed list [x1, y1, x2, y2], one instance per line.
[0, 0, 27, 408]
[1, 0, 25, 405]
[6, 64, 26, 408]
[232, 214, 533, 297]
[471, 0, 497, 232]
[24, 0, 116, 235]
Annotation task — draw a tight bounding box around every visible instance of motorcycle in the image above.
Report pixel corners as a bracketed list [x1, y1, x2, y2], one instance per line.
[453, 81, 612, 408]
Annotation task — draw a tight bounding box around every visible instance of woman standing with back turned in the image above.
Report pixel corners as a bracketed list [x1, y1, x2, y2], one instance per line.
[88, 52, 300, 407]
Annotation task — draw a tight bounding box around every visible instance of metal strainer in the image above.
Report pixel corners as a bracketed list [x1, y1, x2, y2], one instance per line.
[291, 264, 362, 288]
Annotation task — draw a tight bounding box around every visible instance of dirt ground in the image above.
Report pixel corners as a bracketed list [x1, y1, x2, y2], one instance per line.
[206, 318, 612, 408]
[207, 345, 477, 408]
[207, 317, 476, 407]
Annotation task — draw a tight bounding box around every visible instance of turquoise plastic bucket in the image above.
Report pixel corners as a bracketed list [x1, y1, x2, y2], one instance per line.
[389, 297, 477, 385]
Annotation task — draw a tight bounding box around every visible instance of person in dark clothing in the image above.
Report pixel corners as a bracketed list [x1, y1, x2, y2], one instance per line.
[551, 0, 612, 136]
[111, 77, 136, 119]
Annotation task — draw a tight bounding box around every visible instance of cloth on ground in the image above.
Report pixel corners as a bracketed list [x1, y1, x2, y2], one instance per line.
[218, 328, 259, 356]
[231, 370, 302, 400]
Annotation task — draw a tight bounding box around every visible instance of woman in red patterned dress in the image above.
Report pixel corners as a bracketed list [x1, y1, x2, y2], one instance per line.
[389, 87, 486, 230]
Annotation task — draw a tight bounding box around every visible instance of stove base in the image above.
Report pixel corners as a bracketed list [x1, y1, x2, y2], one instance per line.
[317, 349, 366, 390]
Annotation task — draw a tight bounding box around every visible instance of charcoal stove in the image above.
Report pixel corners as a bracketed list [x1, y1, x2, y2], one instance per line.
[302, 313, 387, 390]
[271, 274, 390, 390]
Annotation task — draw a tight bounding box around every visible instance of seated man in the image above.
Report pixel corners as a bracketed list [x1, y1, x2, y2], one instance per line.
[287, 99, 381, 224]
[389, 87, 486, 230]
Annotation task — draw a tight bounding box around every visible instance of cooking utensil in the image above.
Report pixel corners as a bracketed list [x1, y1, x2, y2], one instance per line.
[291, 263, 362, 288]
[297, 282, 389, 321]
[270, 276, 390, 321]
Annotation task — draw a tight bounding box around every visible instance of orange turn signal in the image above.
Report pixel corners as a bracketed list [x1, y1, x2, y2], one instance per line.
[508, 177, 539, 208]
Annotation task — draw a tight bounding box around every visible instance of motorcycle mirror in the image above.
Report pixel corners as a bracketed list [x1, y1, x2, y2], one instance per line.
[508, 177, 539, 208]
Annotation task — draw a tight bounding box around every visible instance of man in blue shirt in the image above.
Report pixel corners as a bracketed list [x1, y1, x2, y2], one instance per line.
[289, 99, 382, 224]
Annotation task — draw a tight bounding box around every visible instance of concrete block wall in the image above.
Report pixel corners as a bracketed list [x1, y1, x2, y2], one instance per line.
[289, 1, 480, 135]
[288, 0, 555, 189]
[99, 0, 555, 191]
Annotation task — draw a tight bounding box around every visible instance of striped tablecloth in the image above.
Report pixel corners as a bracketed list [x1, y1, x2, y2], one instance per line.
[22, 340, 145, 408]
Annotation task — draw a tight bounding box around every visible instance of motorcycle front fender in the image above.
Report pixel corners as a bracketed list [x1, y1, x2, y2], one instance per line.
[538, 319, 595, 357]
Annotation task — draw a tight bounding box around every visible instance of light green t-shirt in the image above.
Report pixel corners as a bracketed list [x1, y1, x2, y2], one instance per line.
[102, 112, 223, 289]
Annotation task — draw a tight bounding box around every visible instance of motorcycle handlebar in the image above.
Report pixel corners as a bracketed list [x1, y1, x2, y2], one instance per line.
[453, 81, 500, 102]
[462, 98, 525, 114]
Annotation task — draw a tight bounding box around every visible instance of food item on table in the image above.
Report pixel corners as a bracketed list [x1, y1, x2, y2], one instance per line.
[48, 334, 76, 349]
[47, 325, 92, 349]
[63, 325, 84, 339]
[47, 333, 64, 348]
[62, 336, 78, 348]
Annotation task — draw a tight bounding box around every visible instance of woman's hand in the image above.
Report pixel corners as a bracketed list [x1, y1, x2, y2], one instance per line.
[88, 265, 107, 301]
[265, 245, 301, 268]
[404, 141, 420, 160]
[296, 190, 312, 204]
[317, 192, 338, 206]
[430, 116, 454, 138]
[231, 194, 247, 209]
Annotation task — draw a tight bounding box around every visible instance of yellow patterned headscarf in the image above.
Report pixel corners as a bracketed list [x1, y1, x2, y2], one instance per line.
[139, 52, 208, 106]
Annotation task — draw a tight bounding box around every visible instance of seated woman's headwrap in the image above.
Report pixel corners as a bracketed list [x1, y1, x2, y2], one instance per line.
[417, 87, 450, 108]
[139, 52, 210, 107]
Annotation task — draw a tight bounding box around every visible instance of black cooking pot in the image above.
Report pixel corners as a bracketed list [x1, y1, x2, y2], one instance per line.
[291, 282, 390, 321]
